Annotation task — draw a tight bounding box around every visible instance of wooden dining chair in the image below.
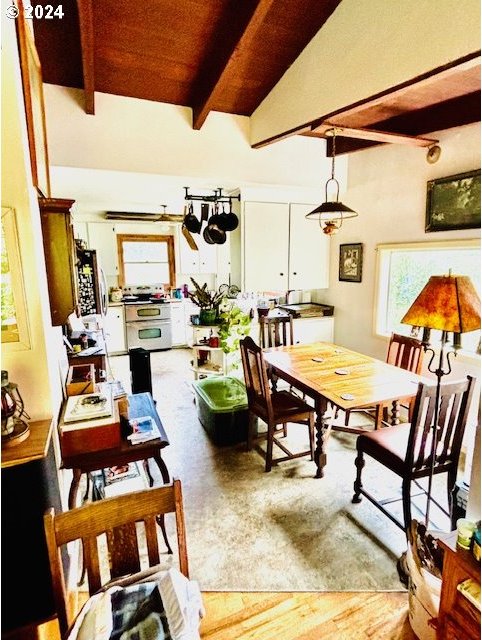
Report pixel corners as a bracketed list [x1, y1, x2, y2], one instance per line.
[339, 333, 424, 432]
[44, 479, 189, 638]
[240, 336, 315, 472]
[259, 314, 294, 348]
[351, 375, 475, 537]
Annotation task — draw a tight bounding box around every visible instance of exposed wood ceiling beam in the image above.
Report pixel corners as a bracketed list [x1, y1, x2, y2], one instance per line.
[192, 0, 277, 130]
[76, 0, 95, 114]
[313, 124, 438, 147]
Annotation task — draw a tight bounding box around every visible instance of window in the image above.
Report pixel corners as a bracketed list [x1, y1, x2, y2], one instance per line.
[375, 240, 480, 354]
[117, 235, 175, 288]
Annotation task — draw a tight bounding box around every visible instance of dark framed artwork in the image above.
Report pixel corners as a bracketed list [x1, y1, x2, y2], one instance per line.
[16, 2, 51, 197]
[425, 169, 480, 232]
[339, 243, 363, 282]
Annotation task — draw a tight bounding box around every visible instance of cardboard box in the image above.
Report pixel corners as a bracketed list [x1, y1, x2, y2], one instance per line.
[66, 364, 95, 396]
[60, 385, 121, 457]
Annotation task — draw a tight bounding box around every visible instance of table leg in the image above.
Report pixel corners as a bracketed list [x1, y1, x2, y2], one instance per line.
[390, 400, 401, 425]
[68, 468, 83, 509]
[314, 397, 329, 479]
[151, 455, 173, 554]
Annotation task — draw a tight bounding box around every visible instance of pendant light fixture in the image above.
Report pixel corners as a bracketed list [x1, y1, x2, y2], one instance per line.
[305, 128, 358, 235]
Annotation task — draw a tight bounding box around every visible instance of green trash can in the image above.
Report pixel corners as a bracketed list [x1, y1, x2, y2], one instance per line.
[192, 376, 249, 446]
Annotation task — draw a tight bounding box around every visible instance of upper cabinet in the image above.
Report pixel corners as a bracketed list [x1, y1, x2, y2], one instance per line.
[87, 222, 119, 276]
[243, 201, 329, 292]
[177, 227, 217, 274]
[39, 198, 78, 326]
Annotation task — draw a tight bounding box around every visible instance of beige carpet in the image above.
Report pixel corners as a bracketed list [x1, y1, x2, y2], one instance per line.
[107, 348, 452, 592]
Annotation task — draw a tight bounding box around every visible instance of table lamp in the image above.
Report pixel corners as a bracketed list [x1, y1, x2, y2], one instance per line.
[401, 273, 480, 526]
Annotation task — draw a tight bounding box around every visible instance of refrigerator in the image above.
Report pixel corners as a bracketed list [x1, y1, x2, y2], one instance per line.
[76, 249, 108, 317]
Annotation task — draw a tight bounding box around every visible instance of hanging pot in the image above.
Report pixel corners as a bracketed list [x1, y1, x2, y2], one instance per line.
[184, 203, 201, 234]
[217, 202, 231, 231]
[222, 200, 239, 231]
[203, 226, 216, 244]
[206, 222, 226, 244]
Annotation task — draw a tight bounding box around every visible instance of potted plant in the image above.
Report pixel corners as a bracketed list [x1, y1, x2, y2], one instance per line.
[187, 277, 225, 325]
[217, 303, 252, 374]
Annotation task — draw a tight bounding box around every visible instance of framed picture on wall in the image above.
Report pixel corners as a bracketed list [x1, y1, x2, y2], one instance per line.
[16, 1, 51, 198]
[425, 170, 480, 232]
[339, 243, 363, 282]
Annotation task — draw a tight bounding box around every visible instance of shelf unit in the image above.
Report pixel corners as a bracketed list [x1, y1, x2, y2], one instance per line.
[189, 325, 226, 379]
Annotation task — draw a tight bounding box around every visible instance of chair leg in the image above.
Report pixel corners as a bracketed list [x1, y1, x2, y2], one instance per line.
[374, 404, 382, 430]
[247, 412, 256, 451]
[352, 450, 365, 503]
[308, 413, 315, 461]
[265, 421, 275, 472]
[446, 468, 457, 517]
[283, 423, 287, 437]
[402, 477, 412, 537]
[345, 409, 351, 427]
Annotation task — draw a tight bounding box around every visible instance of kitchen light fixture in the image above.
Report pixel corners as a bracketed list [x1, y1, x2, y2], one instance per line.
[401, 272, 481, 526]
[305, 128, 358, 235]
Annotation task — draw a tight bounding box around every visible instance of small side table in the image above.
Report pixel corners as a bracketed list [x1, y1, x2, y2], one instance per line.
[437, 531, 481, 640]
[61, 393, 172, 551]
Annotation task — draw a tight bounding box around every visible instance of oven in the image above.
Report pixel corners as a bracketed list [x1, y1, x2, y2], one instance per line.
[125, 302, 172, 351]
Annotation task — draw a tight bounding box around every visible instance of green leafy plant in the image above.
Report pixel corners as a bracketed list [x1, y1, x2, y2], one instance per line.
[218, 305, 252, 369]
[187, 277, 225, 310]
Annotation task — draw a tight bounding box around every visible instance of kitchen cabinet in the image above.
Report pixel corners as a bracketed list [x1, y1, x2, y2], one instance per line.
[294, 317, 334, 344]
[104, 305, 126, 354]
[39, 198, 78, 326]
[178, 227, 217, 274]
[243, 201, 329, 292]
[87, 222, 118, 276]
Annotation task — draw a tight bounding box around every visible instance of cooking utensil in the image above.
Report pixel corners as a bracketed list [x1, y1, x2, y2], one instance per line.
[222, 200, 239, 231]
[203, 226, 215, 244]
[201, 202, 209, 223]
[184, 203, 201, 234]
[182, 224, 199, 250]
[206, 202, 226, 243]
[217, 202, 230, 231]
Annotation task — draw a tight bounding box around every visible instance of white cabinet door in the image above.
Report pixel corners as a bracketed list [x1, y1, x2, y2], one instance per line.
[178, 228, 217, 274]
[73, 221, 89, 244]
[170, 302, 186, 346]
[289, 203, 330, 290]
[104, 305, 126, 353]
[243, 202, 289, 291]
[87, 223, 118, 276]
[294, 317, 334, 344]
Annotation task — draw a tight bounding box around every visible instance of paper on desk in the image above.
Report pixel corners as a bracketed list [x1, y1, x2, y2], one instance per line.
[68, 312, 86, 332]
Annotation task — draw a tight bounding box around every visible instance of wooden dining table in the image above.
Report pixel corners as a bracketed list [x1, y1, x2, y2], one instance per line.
[263, 341, 431, 478]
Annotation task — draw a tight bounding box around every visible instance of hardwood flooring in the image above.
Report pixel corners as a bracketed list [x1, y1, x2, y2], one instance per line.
[11, 591, 417, 640]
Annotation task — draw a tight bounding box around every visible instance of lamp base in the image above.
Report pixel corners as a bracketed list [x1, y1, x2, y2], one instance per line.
[2, 419, 30, 447]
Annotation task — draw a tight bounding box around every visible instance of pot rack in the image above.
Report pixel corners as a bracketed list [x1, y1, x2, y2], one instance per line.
[183, 187, 241, 204]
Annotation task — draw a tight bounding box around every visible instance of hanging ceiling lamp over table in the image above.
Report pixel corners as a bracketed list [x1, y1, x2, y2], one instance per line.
[306, 127, 358, 235]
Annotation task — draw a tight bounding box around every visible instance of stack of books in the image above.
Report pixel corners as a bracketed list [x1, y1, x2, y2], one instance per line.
[127, 415, 161, 444]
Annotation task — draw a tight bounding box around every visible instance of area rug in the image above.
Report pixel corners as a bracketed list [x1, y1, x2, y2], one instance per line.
[108, 349, 452, 592]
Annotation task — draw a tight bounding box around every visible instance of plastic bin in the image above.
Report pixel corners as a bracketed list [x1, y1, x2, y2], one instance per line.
[192, 376, 249, 446]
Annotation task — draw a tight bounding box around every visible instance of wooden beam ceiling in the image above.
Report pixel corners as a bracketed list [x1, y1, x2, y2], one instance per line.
[76, 0, 95, 114]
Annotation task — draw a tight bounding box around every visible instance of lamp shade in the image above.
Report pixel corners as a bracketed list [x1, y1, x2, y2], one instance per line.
[401, 275, 481, 333]
[305, 201, 358, 220]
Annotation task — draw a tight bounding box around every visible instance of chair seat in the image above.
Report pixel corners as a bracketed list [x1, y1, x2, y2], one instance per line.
[357, 424, 410, 477]
[254, 390, 313, 424]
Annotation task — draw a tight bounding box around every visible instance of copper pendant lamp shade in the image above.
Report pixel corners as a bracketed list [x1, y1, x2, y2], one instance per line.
[401, 274, 481, 334]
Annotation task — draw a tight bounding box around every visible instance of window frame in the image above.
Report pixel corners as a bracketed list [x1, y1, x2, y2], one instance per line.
[374, 238, 481, 349]
[116, 234, 175, 288]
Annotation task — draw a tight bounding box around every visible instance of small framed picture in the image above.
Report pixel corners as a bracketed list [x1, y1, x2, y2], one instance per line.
[426, 170, 480, 232]
[339, 243, 363, 282]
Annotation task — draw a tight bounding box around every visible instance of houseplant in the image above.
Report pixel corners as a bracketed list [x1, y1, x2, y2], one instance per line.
[217, 303, 252, 374]
[187, 277, 225, 325]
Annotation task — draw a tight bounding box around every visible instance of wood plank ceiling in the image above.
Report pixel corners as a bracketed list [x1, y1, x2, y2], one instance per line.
[32, 0, 480, 155]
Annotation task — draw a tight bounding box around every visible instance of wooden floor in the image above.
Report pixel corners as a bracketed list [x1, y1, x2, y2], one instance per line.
[10, 591, 417, 640]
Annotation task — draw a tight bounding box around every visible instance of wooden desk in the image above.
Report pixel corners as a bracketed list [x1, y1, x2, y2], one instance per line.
[61, 392, 170, 509]
[263, 341, 430, 478]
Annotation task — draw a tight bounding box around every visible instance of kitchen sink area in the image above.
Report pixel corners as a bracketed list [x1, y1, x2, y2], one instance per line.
[278, 303, 334, 318]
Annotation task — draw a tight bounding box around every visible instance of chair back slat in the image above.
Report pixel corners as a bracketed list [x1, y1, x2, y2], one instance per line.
[407, 376, 475, 473]
[259, 316, 294, 348]
[83, 535, 102, 595]
[240, 336, 274, 421]
[387, 333, 424, 374]
[145, 516, 161, 566]
[107, 522, 142, 579]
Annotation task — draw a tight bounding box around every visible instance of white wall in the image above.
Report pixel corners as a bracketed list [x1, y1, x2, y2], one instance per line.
[1, 15, 63, 421]
[251, 0, 480, 144]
